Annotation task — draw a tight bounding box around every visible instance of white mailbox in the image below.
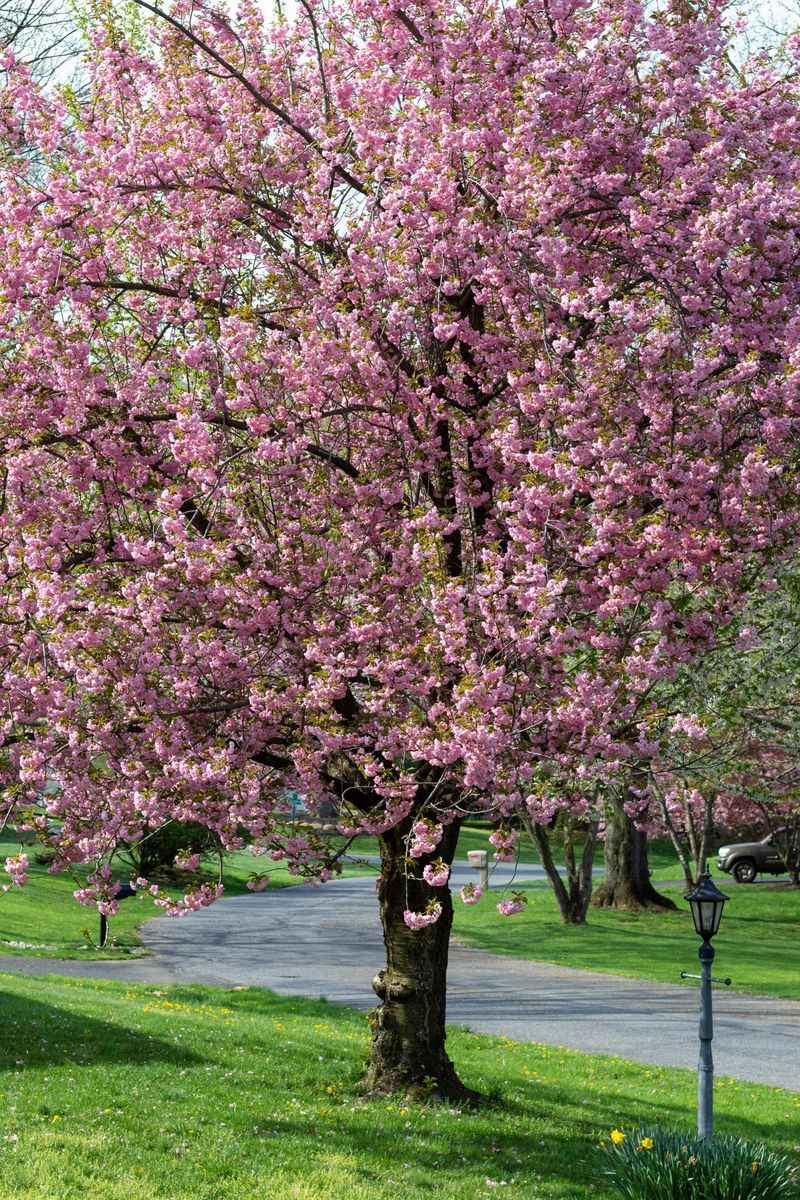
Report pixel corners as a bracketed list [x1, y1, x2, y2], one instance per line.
[466, 849, 489, 889]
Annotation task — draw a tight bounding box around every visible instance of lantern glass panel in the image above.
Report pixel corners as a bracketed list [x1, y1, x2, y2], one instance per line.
[701, 900, 719, 936]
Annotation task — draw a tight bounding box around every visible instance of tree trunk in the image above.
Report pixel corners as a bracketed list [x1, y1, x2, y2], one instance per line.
[523, 814, 597, 924]
[592, 797, 677, 912]
[362, 818, 479, 1103]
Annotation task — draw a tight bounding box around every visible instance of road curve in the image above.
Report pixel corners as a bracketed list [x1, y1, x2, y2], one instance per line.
[2, 864, 799, 1092]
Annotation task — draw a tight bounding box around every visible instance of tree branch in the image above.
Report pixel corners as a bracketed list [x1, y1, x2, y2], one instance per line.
[128, 0, 369, 196]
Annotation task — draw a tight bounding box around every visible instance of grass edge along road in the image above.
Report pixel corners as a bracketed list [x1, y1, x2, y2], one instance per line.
[453, 881, 800, 1001]
[0, 831, 374, 961]
[3, 822, 797, 998]
[0, 973, 798, 1200]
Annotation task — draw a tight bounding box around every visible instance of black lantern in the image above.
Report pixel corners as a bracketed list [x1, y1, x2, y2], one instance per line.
[685, 869, 728, 943]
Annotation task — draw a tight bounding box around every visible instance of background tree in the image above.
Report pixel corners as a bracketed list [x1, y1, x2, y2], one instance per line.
[521, 796, 600, 926]
[648, 566, 800, 885]
[0, 0, 82, 86]
[591, 775, 678, 912]
[2, 0, 800, 1099]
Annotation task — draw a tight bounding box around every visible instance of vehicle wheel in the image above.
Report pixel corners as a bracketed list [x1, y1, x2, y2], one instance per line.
[732, 859, 757, 883]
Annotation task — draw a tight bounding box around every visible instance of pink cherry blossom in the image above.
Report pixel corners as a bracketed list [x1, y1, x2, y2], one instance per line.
[422, 860, 450, 887]
[246, 875, 270, 892]
[489, 829, 518, 863]
[497, 893, 528, 917]
[174, 852, 201, 872]
[0, 0, 799, 1092]
[403, 904, 443, 931]
[3, 854, 28, 888]
[459, 883, 483, 905]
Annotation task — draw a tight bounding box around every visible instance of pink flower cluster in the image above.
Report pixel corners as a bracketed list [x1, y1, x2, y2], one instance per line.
[497, 893, 527, 917]
[489, 829, 518, 863]
[246, 874, 270, 891]
[73, 864, 121, 915]
[422, 859, 450, 887]
[409, 821, 444, 858]
[403, 903, 443, 930]
[153, 882, 224, 917]
[459, 883, 483, 905]
[173, 852, 201, 872]
[3, 853, 28, 890]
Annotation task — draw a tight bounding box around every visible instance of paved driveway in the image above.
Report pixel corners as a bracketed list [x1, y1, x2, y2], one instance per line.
[2, 864, 798, 1091]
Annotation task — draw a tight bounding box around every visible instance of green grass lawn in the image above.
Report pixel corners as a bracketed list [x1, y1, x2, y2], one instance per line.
[453, 880, 800, 1000]
[0, 831, 371, 961]
[0, 974, 796, 1200]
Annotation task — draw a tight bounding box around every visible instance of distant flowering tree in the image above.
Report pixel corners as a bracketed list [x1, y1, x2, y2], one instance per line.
[2, 0, 800, 1098]
[648, 567, 800, 886]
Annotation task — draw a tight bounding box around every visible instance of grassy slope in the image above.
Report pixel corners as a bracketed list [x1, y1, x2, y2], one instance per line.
[453, 880, 800, 999]
[0, 974, 797, 1200]
[0, 832, 371, 961]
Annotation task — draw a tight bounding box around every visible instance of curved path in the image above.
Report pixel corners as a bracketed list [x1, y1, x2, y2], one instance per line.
[2, 863, 799, 1091]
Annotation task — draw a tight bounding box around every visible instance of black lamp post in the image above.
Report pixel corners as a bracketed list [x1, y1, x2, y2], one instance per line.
[683, 868, 729, 1139]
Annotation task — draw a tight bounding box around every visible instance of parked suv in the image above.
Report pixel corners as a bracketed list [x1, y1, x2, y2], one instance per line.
[717, 834, 787, 883]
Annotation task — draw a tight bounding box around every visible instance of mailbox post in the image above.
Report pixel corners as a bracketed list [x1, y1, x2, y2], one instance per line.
[466, 849, 489, 891]
[99, 881, 137, 948]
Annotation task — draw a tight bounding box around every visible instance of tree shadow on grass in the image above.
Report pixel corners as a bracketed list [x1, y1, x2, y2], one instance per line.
[199, 994, 800, 1197]
[0, 987, 206, 1070]
[249, 1071, 800, 1199]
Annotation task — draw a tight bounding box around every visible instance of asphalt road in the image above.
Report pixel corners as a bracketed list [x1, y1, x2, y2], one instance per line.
[2, 863, 799, 1091]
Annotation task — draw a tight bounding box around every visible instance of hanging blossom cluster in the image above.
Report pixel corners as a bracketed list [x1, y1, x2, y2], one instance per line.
[151, 881, 224, 916]
[497, 894, 527, 917]
[489, 829, 518, 863]
[0, 0, 798, 934]
[404, 902, 443, 931]
[246, 874, 270, 892]
[409, 822, 445, 859]
[73, 865, 125, 917]
[173, 852, 202, 872]
[3, 853, 28, 891]
[422, 859, 450, 887]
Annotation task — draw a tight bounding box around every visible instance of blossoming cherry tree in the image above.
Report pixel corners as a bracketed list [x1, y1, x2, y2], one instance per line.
[2, 0, 800, 1097]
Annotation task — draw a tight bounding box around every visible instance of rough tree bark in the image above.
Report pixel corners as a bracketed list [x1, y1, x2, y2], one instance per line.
[522, 813, 598, 924]
[592, 795, 677, 912]
[362, 817, 479, 1103]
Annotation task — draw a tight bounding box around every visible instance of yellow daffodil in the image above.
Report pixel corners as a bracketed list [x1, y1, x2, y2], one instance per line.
[639, 1137, 654, 1150]
[610, 1129, 625, 1145]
